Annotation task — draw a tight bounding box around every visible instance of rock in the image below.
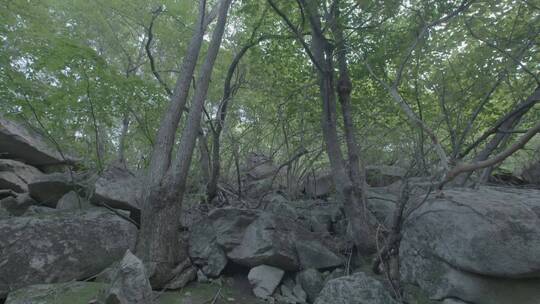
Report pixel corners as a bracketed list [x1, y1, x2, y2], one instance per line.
[208, 208, 259, 250]
[197, 269, 209, 283]
[4, 282, 107, 304]
[248, 265, 284, 299]
[400, 187, 540, 303]
[0, 159, 44, 192]
[28, 172, 79, 207]
[0, 116, 78, 167]
[190, 208, 343, 273]
[105, 250, 153, 304]
[0, 209, 138, 298]
[303, 173, 334, 198]
[522, 161, 540, 185]
[295, 237, 343, 270]
[244, 153, 276, 180]
[314, 272, 398, 304]
[91, 165, 142, 213]
[0, 192, 37, 215]
[403, 187, 540, 277]
[167, 265, 197, 289]
[189, 219, 228, 277]
[228, 213, 299, 270]
[56, 191, 91, 210]
[94, 262, 119, 283]
[297, 269, 324, 302]
[22, 205, 58, 215]
[365, 165, 405, 187]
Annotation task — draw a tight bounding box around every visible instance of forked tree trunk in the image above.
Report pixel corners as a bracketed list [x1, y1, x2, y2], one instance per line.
[331, 2, 375, 252]
[300, 0, 375, 254]
[137, 0, 232, 288]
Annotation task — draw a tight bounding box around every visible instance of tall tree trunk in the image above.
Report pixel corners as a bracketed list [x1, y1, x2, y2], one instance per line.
[137, 0, 232, 288]
[300, 0, 375, 254]
[117, 111, 130, 166]
[146, 0, 217, 186]
[331, 2, 375, 252]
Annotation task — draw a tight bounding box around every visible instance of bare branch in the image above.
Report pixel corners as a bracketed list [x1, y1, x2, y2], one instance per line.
[441, 121, 540, 189]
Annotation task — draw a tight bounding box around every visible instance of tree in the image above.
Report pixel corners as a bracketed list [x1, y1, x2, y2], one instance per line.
[136, 0, 233, 287]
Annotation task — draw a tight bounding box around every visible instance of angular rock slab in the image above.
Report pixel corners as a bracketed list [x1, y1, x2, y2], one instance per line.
[105, 250, 153, 304]
[314, 272, 397, 304]
[0, 116, 78, 167]
[28, 172, 81, 207]
[189, 218, 228, 277]
[228, 213, 299, 271]
[0, 209, 138, 298]
[248, 264, 284, 299]
[91, 165, 142, 212]
[0, 159, 44, 193]
[402, 187, 540, 278]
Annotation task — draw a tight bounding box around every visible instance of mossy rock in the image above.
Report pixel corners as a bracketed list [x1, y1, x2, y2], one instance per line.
[5, 282, 107, 304]
[5, 280, 265, 304]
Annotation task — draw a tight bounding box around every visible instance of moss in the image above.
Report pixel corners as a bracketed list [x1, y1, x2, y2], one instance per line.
[6, 282, 107, 304]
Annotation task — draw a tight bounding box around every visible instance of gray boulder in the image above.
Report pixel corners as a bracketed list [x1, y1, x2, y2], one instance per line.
[0, 192, 37, 215]
[303, 173, 334, 198]
[314, 272, 398, 304]
[0, 159, 44, 192]
[190, 208, 343, 273]
[0, 116, 78, 167]
[295, 237, 343, 270]
[105, 250, 153, 304]
[248, 265, 284, 299]
[402, 187, 540, 278]
[0, 209, 138, 298]
[28, 172, 79, 207]
[228, 213, 299, 270]
[91, 165, 142, 212]
[400, 187, 540, 303]
[56, 191, 91, 210]
[189, 219, 228, 277]
[297, 268, 324, 302]
[522, 161, 540, 185]
[208, 207, 259, 250]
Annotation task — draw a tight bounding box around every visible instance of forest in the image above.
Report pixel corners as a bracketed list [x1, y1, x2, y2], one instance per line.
[0, 0, 539, 303]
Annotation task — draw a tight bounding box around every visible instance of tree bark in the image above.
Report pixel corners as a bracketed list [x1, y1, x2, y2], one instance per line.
[299, 0, 375, 254]
[331, 1, 375, 252]
[146, 0, 218, 187]
[137, 0, 232, 288]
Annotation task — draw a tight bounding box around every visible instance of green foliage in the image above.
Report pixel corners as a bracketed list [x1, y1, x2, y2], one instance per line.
[1, 0, 538, 180]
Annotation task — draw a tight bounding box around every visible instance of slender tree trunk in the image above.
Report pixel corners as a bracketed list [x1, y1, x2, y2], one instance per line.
[117, 111, 130, 166]
[331, 2, 375, 252]
[137, 0, 232, 288]
[301, 0, 375, 254]
[146, 0, 217, 186]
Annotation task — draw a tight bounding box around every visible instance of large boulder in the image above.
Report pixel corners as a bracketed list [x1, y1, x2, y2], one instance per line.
[0, 209, 138, 298]
[0, 192, 37, 215]
[189, 208, 343, 273]
[521, 161, 540, 185]
[400, 187, 540, 303]
[314, 272, 398, 304]
[0, 116, 77, 167]
[28, 172, 80, 207]
[0, 159, 44, 193]
[104, 250, 153, 304]
[365, 165, 405, 187]
[303, 174, 334, 198]
[228, 213, 300, 270]
[297, 268, 324, 302]
[248, 265, 284, 299]
[91, 165, 142, 213]
[189, 218, 228, 277]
